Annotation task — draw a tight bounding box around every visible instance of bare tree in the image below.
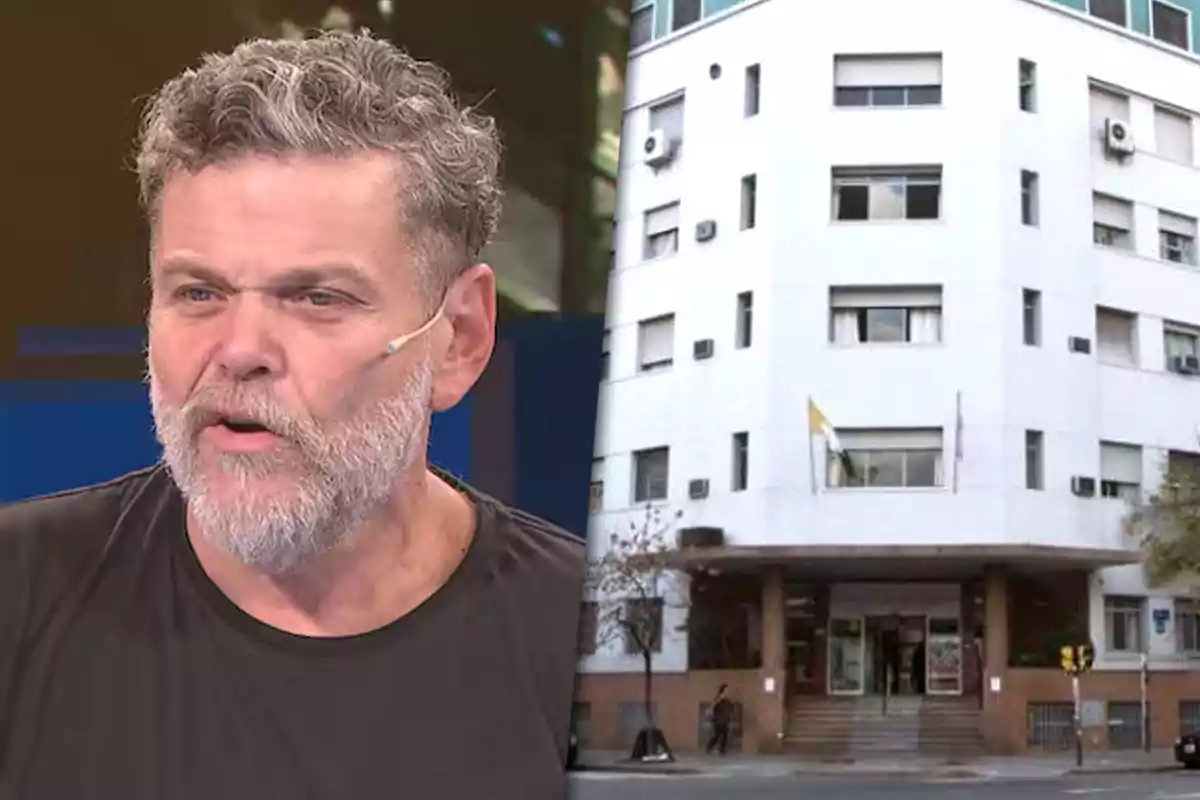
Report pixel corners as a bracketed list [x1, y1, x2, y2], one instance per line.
[587, 503, 684, 760]
[1125, 454, 1200, 588]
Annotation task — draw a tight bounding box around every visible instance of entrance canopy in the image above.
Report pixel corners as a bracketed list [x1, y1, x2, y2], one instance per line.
[670, 543, 1140, 580]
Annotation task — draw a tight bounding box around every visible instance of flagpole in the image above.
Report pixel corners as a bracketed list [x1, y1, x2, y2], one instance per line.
[952, 390, 963, 494]
[807, 396, 818, 495]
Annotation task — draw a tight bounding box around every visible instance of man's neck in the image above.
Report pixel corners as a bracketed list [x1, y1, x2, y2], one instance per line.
[187, 468, 478, 637]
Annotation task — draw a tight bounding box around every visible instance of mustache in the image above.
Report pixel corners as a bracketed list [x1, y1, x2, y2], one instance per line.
[180, 385, 309, 440]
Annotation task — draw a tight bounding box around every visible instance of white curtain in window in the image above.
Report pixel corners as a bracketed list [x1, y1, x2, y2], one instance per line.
[908, 308, 942, 344]
[638, 316, 675, 365]
[831, 310, 860, 344]
[1093, 193, 1134, 230]
[834, 54, 942, 87]
[1100, 442, 1142, 484]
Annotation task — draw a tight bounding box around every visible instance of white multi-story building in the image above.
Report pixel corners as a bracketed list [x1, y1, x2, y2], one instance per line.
[575, 0, 1200, 757]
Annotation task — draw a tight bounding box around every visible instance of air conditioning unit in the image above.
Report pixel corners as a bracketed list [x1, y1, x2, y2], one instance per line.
[695, 219, 717, 242]
[643, 128, 676, 167]
[1104, 118, 1134, 156]
[1071, 475, 1097, 497]
[678, 526, 725, 548]
[693, 338, 715, 360]
[1068, 336, 1092, 355]
[687, 478, 710, 499]
[1171, 354, 1200, 375]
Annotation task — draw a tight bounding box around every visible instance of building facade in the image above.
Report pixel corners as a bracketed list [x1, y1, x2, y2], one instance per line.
[577, 0, 1200, 757]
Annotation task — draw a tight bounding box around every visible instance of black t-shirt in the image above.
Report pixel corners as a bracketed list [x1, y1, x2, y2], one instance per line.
[0, 465, 585, 799]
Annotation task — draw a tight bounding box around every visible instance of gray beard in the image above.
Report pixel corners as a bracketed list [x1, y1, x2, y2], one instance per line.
[148, 353, 434, 576]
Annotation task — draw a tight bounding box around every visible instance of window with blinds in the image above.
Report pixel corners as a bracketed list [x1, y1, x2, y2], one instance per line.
[637, 314, 675, 371]
[827, 428, 944, 489]
[1095, 307, 1137, 367]
[1158, 209, 1197, 265]
[1099, 441, 1142, 502]
[1154, 106, 1194, 164]
[1093, 192, 1134, 250]
[833, 53, 942, 108]
[643, 202, 681, 260]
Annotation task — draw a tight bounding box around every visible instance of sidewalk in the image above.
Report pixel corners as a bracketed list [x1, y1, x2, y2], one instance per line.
[574, 748, 1182, 780]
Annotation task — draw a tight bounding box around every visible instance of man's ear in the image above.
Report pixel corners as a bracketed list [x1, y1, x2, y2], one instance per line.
[429, 264, 496, 412]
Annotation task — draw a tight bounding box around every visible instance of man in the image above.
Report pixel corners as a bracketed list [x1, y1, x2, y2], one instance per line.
[705, 684, 734, 756]
[0, 31, 585, 800]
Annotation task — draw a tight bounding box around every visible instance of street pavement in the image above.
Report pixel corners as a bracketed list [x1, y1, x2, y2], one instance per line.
[570, 769, 1200, 799]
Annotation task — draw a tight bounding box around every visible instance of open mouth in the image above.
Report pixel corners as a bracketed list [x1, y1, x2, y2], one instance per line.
[215, 417, 273, 435]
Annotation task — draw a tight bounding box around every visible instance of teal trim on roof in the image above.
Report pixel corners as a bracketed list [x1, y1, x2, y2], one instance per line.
[1048, 0, 1200, 56]
[635, 0, 1200, 59]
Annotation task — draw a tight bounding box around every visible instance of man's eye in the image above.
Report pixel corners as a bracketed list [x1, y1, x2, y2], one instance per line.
[295, 290, 347, 307]
[176, 286, 219, 303]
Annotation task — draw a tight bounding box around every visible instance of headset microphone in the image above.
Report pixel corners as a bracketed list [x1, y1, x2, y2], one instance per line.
[383, 301, 446, 356]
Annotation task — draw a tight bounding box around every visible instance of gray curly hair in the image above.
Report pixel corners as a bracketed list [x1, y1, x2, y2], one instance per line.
[135, 29, 504, 298]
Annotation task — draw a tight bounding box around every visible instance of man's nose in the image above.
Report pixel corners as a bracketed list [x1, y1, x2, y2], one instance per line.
[213, 296, 283, 381]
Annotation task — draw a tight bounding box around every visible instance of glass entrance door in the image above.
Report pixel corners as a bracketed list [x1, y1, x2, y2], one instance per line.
[828, 616, 865, 695]
[926, 616, 963, 695]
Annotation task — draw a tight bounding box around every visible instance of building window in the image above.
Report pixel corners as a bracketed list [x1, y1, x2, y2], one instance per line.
[1099, 441, 1142, 502]
[832, 166, 941, 221]
[629, 2, 653, 49]
[740, 174, 757, 230]
[643, 202, 681, 259]
[1089, 84, 1130, 137]
[1154, 105, 1194, 164]
[829, 285, 943, 345]
[1159, 210, 1198, 265]
[1151, 0, 1191, 49]
[736, 291, 753, 349]
[1019, 59, 1037, 112]
[1089, 0, 1128, 26]
[744, 64, 760, 117]
[622, 597, 664, 653]
[637, 314, 675, 371]
[1177, 599, 1200, 654]
[649, 94, 685, 156]
[671, 0, 701, 31]
[832, 53, 942, 107]
[633, 446, 670, 502]
[1103, 595, 1145, 653]
[827, 428, 944, 489]
[1023, 288, 1042, 346]
[578, 601, 599, 655]
[1020, 170, 1039, 226]
[732, 432, 749, 491]
[1096, 306, 1137, 367]
[1093, 193, 1134, 250]
[1165, 321, 1200, 371]
[1025, 430, 1044, 490]
[590, 457, 605, 513]
[599, 329, 610, 380]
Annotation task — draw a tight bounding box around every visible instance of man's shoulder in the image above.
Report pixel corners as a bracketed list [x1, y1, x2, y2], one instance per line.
[0, 466, 169, 556]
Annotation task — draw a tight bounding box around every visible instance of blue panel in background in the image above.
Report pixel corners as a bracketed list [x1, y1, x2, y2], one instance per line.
[0, 380, 475, 504]
[505, 315, 604, 539]
[428, 396, 473, 484]
[17, 326, 145, 356]
[0, 381, 161, 502]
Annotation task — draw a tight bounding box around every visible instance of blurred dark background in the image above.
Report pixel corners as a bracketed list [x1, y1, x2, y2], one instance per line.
[0, 0, 628, 535]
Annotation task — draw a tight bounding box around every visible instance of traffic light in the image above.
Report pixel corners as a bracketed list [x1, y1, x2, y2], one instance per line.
[1061, 644, 1077, 675]
[1078, 644, 1094, 673]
